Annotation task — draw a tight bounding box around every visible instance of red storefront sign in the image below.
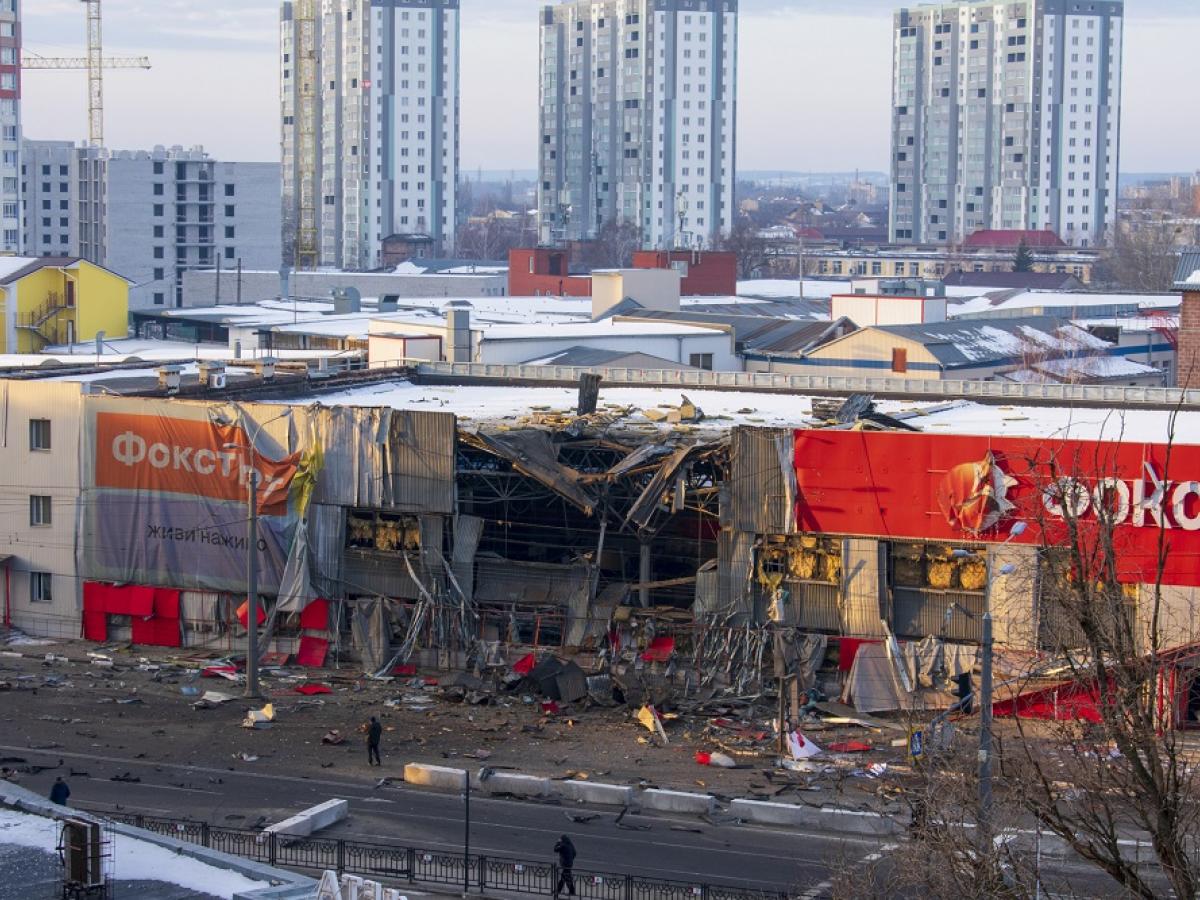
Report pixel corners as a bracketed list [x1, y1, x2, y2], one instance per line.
[793, 430, 1200, 586]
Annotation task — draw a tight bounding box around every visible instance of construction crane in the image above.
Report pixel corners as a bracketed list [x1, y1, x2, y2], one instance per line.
[20, 0, 151, 147]
[295, 0, 319, 269]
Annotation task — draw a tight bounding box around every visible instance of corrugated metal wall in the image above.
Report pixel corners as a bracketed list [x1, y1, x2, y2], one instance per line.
[728, 427, 795, 535]
[308, 503, 346, 600]
[893, 587, 984, 642]
[716, 530, 755, 618]
[386, 411, 456, 514]
[841, 538, 887, 637]
[307, 407, 456, 514]
[990, 545, 1038, 650]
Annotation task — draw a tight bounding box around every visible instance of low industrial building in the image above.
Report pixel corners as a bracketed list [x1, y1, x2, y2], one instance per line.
[3, 362, 1200, 724]
[181, 263, 509, 308]
[738, 316, 1165, 385]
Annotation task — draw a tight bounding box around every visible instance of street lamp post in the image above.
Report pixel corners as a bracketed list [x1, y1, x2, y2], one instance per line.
[245, 469, 261, 700]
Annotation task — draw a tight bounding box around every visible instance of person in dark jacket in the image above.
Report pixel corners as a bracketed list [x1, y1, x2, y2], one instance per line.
[367, 717, 383, 766]
[49, 777, 70, 807]
[553, 834, 576, 898]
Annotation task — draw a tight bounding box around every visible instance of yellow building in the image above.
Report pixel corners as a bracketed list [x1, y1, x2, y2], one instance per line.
[0, 257, 130, 354]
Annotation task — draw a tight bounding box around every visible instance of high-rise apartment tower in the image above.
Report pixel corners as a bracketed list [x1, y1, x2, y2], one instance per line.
[281, 0, 459, 270]
[0, 0, 21, 254]
[538, 0, 737, 250]
[890, 0, 1122, 247]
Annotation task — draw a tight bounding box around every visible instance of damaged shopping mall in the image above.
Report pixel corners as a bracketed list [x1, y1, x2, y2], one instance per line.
[6, 367, 1200, 729]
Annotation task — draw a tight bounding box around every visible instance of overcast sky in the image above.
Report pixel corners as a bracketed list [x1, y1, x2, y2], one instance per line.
[19, 0, 1200, 175]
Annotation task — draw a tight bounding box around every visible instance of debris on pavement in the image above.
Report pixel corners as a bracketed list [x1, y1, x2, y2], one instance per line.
[242, 703, 276, 729]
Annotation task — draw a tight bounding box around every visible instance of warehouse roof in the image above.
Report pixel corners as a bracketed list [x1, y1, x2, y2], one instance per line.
[285, 378, 1200, 446]
[818, 317, 1109, 369]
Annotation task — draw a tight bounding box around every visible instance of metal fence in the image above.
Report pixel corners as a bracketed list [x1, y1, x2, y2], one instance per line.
[411, 360, 1200, 409]
[83, 809, 794, 899]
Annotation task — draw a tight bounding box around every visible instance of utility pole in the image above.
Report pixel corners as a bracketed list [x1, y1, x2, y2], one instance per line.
[979, 606, 994, 848]
[463, 771, 471, 895]
[244, 470, 261, 699]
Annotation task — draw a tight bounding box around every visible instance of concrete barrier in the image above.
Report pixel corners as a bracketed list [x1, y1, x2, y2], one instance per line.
[730, 799, 903, 836]
[403, 762, 468, 790]
[640, 789, 716, 816]
[551, 780, 636, 807]
[479, 772, 551, 799]
[265, 799, 349, 838]
[730, 799, 812, 827]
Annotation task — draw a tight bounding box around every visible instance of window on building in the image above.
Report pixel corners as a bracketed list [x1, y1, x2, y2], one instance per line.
[29, 495, 51, 527]
[891, 348, 908, 374]
[224, 184, 235, 197]
[30, 572, 52, 605]
[688, 353, 714, 371]
[153, 204, 164, 217]
[224, 205, 235, 217]
[29, 419, 50, 451]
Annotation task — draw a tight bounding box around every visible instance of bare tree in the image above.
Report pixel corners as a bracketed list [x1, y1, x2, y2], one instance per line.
[883, 427, 1200, 900]
[1108, 219, 1184, 292]
[718, 217, 771, 279]
[577, 219, 642, 270]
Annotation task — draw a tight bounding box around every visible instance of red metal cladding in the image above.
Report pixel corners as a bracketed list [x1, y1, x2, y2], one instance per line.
[792, 430, 1200, 586]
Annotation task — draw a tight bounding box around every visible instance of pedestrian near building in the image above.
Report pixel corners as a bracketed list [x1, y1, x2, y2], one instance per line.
[553, 834, 576, 898]
[49, 777, 70, 807]
[367, 716, 382, 767]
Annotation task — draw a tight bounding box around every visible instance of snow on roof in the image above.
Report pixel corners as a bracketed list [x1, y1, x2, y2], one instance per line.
[950, 289, 1181, 318]
[869, 319, 1110, 366]
[738, 279, 985, 301]
[0, 807, 269, 899]
[886, 399, 1200, 446]
[1188, 269, 1200, 285]
[1033, 355, 1161, 380]
[288, 381, 815, 431]
[287, 378, 1200, 447]
[0, 256, 38, 281]
[1073, 315, 1179, 333]
[478, 319, 727, 341]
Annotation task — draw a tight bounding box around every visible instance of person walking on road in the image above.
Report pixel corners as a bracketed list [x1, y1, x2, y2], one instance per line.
[49, 777, 70, 807]
[553, 834, 576, 898]
[367, 716, 383, 767]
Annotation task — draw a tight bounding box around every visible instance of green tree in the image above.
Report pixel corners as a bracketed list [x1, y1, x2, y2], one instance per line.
[1013, 239, 1034, 273]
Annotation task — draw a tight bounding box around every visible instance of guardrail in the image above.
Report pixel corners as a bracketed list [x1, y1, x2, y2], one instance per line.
[81, 808, 793, 899]
[411, 360, 1200, 409]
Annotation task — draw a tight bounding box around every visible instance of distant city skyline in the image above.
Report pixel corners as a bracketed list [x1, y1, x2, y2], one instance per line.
[18, 0, 1200, 174]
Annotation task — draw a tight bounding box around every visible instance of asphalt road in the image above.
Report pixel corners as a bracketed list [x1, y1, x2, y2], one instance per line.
[2, 742, 1170, 899]
[3, 741, 883, 896]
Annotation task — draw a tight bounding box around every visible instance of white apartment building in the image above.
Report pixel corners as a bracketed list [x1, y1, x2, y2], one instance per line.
[21, 141, 281, 310]
[280, 0, 459, 271]
[890, 0, 1123, 248]
[538, 0, 737, 250]
[0, 0, 21, 255]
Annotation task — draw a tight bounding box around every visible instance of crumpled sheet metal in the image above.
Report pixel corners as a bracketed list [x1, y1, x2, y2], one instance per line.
[463, 428, 596, 515]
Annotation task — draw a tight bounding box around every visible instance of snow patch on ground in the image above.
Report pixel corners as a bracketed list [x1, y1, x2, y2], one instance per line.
[0, 809, 270, 899]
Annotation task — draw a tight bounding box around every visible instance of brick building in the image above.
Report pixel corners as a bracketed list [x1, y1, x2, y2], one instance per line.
[1177, 249, 1200, 388]
[508, 247, 736, 298]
